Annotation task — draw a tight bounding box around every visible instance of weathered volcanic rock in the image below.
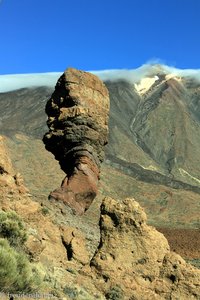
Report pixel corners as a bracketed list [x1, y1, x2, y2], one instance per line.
[0, 135, 28, 195]
[90, 197, 200, 299]
[43, 68, 109, 215]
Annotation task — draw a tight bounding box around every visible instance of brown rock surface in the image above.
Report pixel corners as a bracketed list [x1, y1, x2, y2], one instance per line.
[60, 226, 90, 266]
[0, 135, 29, 195]
[43, 68, 109, 215]
[0, 135, 14, 174]
[90, 197, 200, 299]
[1, 135, 200, 298]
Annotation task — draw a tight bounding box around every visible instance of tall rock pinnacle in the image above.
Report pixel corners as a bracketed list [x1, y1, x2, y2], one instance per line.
[43, 68, 110, 215]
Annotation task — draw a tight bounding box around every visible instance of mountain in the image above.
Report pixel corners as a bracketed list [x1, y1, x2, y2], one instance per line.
[106, 70, 200, 186]
[1, 65, 200, 230]
[2, 65, 200, 186]
[0, 66, 200, 298]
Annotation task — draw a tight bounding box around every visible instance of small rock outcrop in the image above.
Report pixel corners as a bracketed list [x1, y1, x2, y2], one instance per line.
[60, 226, 90, 266]
[90, 197, 200, 299]
[43, 68, 109, 215]
[0, 136, 28, 195]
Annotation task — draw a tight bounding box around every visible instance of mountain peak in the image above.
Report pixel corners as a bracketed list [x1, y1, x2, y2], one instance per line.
[134, 75, 159, 95]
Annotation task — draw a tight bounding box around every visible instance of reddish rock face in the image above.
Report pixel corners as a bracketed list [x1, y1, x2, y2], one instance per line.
[43, 68, 110, 215]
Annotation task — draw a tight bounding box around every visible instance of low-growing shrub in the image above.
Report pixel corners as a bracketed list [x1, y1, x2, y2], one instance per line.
[105, 285, 124, 300]
[0, 210, 27, 247]
[63, 286, 78, 298]
[0, 238, 41, 292]
[63, 285, 97, 300]
[41, 207, 49, 216]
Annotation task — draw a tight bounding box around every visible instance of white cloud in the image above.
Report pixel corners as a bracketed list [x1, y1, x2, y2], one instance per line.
[0, 72, 62, 93]
[1, 64, 200, 93]
[93, 64, 200, 82]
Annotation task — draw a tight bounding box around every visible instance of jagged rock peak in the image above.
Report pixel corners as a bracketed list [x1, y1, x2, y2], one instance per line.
[90, 197, 200, 299]
[43, 68, 110, 215]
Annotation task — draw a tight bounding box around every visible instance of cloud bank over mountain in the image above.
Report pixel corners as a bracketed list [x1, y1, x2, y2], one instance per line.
[93, 64, 200, 82]
[1, 64, 200, 92]
[0, 72, 62, 93]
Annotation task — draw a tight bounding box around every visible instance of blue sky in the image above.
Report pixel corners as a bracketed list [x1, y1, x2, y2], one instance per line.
[0, 0, 200, 74]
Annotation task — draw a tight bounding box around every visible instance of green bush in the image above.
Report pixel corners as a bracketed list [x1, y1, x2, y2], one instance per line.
[0, 239, 17, 290]
[63, 285, 98, 300]
[41, 207, 49, 216]
[106, 285, 124, 300]
[0, 210, 27, 247]
[63, 286, 78, 299]
[0, 238, 41, 292]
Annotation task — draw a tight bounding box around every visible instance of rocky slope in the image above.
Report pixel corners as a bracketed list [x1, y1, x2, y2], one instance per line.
[0, 134, 102, 299]
[0, 67, 200, 298]
[1, 150, 199, 299]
